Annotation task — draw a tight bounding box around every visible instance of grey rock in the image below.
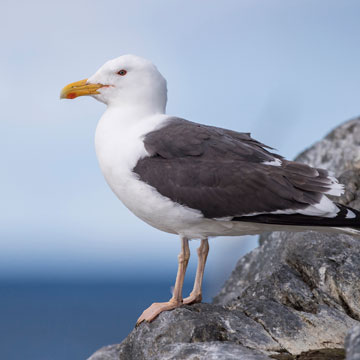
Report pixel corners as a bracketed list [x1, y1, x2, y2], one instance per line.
[296, 116, 360, 212]
[105, 304, 280, 359]
[346, 325, 360, 360]
[88, 304, 276, 359]
[88, 345, 121, 360]
[296, 117, 360, 175]
[88, 118, 360, 360]
[89, 340, 271, 360]
[215, 231, 360, 355]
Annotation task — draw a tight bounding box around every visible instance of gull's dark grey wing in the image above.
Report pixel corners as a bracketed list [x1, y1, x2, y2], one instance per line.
[133, 118, 341, 220]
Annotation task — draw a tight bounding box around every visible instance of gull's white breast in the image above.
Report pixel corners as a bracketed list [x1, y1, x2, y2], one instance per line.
[94, 110, 204, 236]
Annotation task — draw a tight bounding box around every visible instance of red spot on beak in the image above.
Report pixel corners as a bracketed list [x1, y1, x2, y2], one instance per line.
[67, 93, 77, 99]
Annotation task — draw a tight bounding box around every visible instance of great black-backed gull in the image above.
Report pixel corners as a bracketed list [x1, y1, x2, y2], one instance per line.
[60, 54, 360, 324]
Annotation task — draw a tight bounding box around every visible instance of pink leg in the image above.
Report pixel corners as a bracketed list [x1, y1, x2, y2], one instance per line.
[183, 238, 209, 305]
[136, 236, 190, 325]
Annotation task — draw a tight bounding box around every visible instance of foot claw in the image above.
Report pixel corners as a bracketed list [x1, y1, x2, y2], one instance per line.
[136, 300, 182, 325]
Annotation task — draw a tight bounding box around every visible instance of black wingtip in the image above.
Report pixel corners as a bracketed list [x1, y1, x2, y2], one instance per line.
[233, 203, 360, 229]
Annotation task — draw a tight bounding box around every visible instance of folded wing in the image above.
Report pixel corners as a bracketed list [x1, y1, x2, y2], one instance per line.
[133, 118, 344, 220]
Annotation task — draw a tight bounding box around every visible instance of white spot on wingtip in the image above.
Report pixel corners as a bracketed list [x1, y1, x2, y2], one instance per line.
[346, 209, 356, 219]
[262, 158, 282, 167]
[325, 176, 345, 196]
[298, 195, 339, 218]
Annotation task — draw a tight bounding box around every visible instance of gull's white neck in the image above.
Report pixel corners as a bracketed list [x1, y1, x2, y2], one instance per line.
[103, 102, 165, 125]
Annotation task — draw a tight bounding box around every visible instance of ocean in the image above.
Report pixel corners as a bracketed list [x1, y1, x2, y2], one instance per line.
[0, 236, 251, 359]
[0, 279, 205, 360]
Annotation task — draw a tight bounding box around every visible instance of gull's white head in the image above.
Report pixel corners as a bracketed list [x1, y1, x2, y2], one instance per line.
[60, 54, 167, 113]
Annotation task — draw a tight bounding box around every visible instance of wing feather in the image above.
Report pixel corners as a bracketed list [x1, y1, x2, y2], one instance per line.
[134, 118, 339, 219]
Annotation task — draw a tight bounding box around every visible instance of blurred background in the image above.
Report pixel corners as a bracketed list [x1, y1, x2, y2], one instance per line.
[1, 0, 360, 359]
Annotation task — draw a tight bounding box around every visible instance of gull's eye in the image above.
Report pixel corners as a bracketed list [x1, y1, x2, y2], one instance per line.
[117, 69, 127, 76]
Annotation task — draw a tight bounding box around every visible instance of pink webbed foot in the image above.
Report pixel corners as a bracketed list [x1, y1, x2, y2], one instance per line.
[136, 299, 182, 325]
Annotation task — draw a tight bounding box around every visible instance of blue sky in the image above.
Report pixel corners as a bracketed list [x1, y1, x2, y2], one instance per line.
[1, 0, 360, 283]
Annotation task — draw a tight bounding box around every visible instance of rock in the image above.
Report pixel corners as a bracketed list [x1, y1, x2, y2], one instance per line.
[346, 325, 360, 360]
[296, 117, 360, 175]
[88, 117, 360, 360]
[89, 305, 275, 359]
[89, 340, 271, 360]
[214, 231, 360, 355]
[295, 117, 360, 212]
[88, 345, 121, 360]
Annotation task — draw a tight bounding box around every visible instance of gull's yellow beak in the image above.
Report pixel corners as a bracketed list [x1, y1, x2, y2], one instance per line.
[60, 79, 105, 99]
